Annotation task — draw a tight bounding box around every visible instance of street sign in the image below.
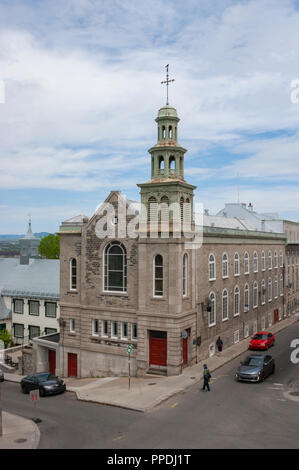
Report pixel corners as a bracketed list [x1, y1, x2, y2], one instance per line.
[127, 344, 133, 354]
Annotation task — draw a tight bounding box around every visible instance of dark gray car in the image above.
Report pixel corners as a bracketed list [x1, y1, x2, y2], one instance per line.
[235, 354, 275, 383]
[0, 368, 4, 382]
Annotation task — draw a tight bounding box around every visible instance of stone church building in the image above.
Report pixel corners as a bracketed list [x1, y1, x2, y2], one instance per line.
[35, 101, 289, 378]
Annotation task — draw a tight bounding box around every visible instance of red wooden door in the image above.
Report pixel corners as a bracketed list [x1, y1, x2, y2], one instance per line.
[182, 337, 188, 364]
[48, 350, 56, 375]
[274, 308, 279, 323]
[149, 331, 167, 367]
[68, 353, 78, 377]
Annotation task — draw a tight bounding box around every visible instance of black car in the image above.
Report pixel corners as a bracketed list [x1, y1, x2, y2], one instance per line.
[20, 372, 66, 396]
[0, 368, 4, 382]
[235, 354, 275, 383]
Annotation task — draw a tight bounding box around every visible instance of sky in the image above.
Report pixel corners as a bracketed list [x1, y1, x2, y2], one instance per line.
[1, 0, 299, 233]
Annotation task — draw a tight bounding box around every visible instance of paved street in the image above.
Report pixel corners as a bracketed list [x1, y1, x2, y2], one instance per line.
[2, 321, 299, 449]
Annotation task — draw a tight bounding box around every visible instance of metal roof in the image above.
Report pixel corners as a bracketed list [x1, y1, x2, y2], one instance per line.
[0, 296, 11, 321]
[0, 258, 60, 300]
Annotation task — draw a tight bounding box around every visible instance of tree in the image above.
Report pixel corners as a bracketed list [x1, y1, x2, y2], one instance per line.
[0, 329, 12, 348]
[39, 234, 60, 259]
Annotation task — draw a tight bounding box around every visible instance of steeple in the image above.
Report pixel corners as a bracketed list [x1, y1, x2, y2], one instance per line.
[19, 217, 40, 264]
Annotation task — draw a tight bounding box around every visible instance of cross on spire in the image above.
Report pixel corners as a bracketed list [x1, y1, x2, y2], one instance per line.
[161, 64, 175, 105]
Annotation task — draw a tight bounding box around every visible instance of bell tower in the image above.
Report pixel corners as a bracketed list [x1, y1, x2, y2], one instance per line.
[137, 67, 196, 232]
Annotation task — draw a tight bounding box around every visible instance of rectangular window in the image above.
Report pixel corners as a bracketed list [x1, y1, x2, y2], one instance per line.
[253, 320, 258, 335]
[102, 320, 108, 337]
[13, 323, 24, 338]
[121, 322, 128, 339]
[70, 319, 76, 333]
[92, 319, 99, 336]
[131, 323, 137, 341]
[29, 325, 40, 340]
[29, 300, 39, 316]
[234, 330, 240, 344]
[14, 299, 24, 314]
[111, 321, 118, 338]
[45, 302, 57, 318]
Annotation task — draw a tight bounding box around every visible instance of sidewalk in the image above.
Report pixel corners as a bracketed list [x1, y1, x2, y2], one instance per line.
[3, 315, 298, 414]
[0, 412, 40, 449]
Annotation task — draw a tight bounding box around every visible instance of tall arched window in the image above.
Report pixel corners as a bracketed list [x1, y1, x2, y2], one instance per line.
[234, 285, 240, 316]
[104, 241, 127, 292]
[268, 250, 272, 270]
[222, 253, 228, 278]
[274, 251, 278, 269]
[274, 276, 278, 299]
[209, 253, 216, 280]
[261, 250, 266, 271]
[268, 277, 272, 301]
[222, 289, 228, 321]
[261, 279, 266, 305]
[280, 251, 283, 268]
[209, 292, 216, 326]
[183, 254, 188, 297]
[244, 252, 250, 274]
[234, 253, 240, 276]
[169, 126, 173, 139]
[280, 274, 284, 296]
[244, 283, 249, 311]
[70, 258, 77, 290]
[154, 254, 163, 297]
[148, 196, 158, 223]
[253, 281, 258, 308]
[253, 251, 258, 273]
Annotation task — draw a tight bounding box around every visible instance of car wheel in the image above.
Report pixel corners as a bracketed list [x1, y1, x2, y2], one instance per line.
[260, 372, 265, 383]
[21, 384, 27, 394]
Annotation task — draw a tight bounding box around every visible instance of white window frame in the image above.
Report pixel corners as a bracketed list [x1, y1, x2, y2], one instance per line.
[70, 258, 77, 291]
[183, 253, 188, 297]
[261, 279, 266, 305]
[268, 250, 272, 270]
[70, 319, 76, 333]
[209, 253, 216, 281]
[253, 251, 258, 273]
[253, 281, 258, 309]
[244, 252, 250, 275]
[103, 241, 127, 294]
[234, 330, 240, 344]
[101, 319, 109, 338]
[280, 251, 283, 268]
[222, 289, 228, 321]
[280, 274, 284, 296]
[244, 283, 249, 312]
[268, 277, 272, 302]
[234, 253, 240, 277]
[274, 276, 278, 299]
[222, 253, 229, 279]
[234, 285, 240, 316]
[261, 251, 266, 271]
[153, 254, 163, 298]
[209, 292, 216, 327]
[274, 251, 278, 269]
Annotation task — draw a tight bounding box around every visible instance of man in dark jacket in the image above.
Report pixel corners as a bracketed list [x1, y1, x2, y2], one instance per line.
[216, 336, 223, 353]
[202, 364, 211, 391]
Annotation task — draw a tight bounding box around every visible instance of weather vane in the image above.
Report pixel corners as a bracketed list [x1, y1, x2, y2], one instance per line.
[161, 64, 175, 105]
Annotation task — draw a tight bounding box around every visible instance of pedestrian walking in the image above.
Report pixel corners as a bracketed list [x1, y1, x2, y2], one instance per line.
[216, 336, 223, 354]
[202, 364, 211, 391]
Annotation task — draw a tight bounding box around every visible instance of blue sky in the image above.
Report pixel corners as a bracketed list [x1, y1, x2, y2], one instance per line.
[0, 0, 299, 233]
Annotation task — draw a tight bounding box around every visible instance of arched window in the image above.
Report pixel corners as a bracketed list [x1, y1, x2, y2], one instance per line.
[159, 156, 165, 170]
[253, 281, 258, 308]
[261, 279, 266, 305]
[244, 252, 250, 274]
[234, 285, 240, 316]
[261, 250, 266, 271]
[160, 196, 169, 223]
[209, 292, 216, 326]
[274, 251, 278, 269]
[183, 254, 188, 297]
[253, 251, 258, 273]
[268, 250, 272, 270]
[162, 126, 166, 139]
[222, 289, 228, 321]
[244, 283, 249, 312]
[280, 251, 283, 267]
[274, 276, 278, 299]
[169, 156, 175, 173]
[222, 253, 228, 278]
[70, 258, 77, 290]
[154, 254, 163, 297]
[234, 253, 240, 276]
[104, 241, 127, 292]
[280, 274, 284, 296]
[169, 126, 173, 139]
[209, 253, 216, 280]
[268, 277, 272, 301]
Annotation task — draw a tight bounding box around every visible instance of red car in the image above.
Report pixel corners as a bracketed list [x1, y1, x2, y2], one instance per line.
[249, 331, 275, 350]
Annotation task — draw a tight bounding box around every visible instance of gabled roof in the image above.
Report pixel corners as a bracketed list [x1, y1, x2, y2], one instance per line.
[0, 258, 60, 300]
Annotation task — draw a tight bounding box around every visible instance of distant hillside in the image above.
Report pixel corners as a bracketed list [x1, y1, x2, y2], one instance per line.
[0, 232, 50, 241]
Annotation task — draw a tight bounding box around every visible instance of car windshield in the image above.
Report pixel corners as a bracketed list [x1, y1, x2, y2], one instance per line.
[36, 373, 57, 383]
[253, 334, 267, 340]
[242, 357, 264, 367]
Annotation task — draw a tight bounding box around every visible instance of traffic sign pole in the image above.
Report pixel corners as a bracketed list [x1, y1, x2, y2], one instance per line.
[127, 344, 133, 390]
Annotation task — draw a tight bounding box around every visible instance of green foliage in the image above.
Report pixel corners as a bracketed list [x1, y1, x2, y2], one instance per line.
[38, 234, 60, 259]
[0, 329, 12, 348]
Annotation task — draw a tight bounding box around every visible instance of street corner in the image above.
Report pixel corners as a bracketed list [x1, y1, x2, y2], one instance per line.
[0, 412, 40, 449]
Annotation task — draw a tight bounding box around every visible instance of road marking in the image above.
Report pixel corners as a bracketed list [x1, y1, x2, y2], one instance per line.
[171, 402, 178, 408]
[273, 383, 283, 386]
[277, 399, 287, 402]
[113, 434, 125, 441]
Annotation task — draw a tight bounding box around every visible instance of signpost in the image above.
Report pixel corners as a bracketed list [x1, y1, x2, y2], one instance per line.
[127, 344, 133, 390]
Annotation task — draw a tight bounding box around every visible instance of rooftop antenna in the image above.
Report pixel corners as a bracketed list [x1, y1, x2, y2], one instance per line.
[161, 64, 175, 105]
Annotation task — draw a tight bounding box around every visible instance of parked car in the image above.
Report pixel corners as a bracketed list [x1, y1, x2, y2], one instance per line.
[0, 369, 4, 382]
[249, 331, 275, 350]
[20, 372, 66, 397]
[235, 354, 275, 383]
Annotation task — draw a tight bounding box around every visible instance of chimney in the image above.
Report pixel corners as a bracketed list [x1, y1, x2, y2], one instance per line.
[248, 202, 253, 211]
